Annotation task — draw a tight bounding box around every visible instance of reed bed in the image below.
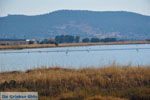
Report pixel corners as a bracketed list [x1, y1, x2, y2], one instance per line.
[0, 65, 150, 100]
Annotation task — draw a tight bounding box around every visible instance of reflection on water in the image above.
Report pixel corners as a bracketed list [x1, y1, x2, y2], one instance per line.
[0, 44, 150, 71]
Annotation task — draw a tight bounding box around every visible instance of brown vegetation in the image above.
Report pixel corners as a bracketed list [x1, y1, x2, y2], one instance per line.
[0, 41, 150, 50]
[0, 66, 150, 100]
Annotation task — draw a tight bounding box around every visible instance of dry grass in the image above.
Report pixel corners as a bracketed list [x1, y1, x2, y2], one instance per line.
[0, 44, 56, 50]
[0, 41, 150, 50]
[86, 96, 128, 100]
[0, 66, 150, 100]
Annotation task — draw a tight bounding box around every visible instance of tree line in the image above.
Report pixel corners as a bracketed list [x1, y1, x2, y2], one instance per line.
[55, 35, 80, 43]
[82, 37, 117, 43]
[40, 35, 117, 44]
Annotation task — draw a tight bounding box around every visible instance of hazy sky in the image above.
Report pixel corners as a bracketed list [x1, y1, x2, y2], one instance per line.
[0, 0, 150, 17]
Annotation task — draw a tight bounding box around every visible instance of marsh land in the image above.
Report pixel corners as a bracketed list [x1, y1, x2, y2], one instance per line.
[0, 66, 149, 100]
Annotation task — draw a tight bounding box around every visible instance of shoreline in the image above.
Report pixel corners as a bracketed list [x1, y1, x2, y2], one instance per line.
[0, 41, 150, 50]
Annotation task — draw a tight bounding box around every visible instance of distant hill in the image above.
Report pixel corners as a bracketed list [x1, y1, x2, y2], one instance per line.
[0, 10, 150, 40]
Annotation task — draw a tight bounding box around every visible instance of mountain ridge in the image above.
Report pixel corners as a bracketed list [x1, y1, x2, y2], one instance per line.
[0, 10, 150, 40]
[2, 10, 150, 17]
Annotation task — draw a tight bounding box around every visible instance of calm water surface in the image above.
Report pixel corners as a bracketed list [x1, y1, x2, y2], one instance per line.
[0, 44, 150, 71]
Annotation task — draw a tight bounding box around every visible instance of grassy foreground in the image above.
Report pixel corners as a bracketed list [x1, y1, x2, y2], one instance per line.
[0, 41, 150, 50]
[0, 65, 150, 100]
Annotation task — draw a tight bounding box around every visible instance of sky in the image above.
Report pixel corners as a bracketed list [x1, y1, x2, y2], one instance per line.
[0, 0, 150, 17]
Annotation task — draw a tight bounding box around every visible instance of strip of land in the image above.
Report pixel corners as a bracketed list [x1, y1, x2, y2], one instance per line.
[0, 41, 150, 50]
[0, 65, 149, 100]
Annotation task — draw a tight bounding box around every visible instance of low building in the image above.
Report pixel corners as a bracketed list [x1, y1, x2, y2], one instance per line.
[0, 39, 38, 45]
[0, 39, 28, 45]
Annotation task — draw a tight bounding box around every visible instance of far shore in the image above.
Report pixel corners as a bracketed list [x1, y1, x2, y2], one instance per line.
[0, 41, 150, 50]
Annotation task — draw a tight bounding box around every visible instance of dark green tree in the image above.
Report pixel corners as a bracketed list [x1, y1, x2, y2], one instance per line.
[100, 38, 117, 42]
[75, 36, 80, 43]
[91, 38, 100, 43]
[82, 38, 90, 43]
